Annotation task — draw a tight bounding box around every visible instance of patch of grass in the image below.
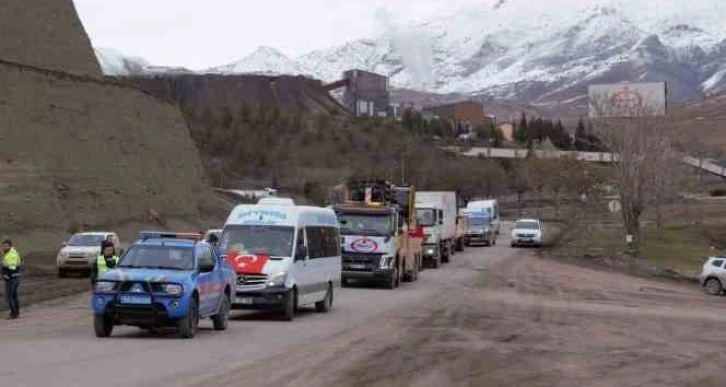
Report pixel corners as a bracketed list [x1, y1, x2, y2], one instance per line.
[641, 224, 713, 276]
[549, 222, 713, 278]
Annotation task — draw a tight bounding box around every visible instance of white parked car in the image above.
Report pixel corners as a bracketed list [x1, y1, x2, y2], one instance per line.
[510, 219, 543, 248]
[57, 232, 121, 277]
[700, 256, 726, 295]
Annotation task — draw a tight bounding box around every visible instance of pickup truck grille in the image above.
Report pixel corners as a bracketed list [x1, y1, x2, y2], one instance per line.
[237, 274, 268, 286]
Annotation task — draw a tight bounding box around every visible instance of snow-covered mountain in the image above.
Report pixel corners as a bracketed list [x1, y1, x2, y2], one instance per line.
[207, 46, 317, 77]
[94, 48, 149, 76]
[212, 0, 726, 104]
[94, 48, 193, 76]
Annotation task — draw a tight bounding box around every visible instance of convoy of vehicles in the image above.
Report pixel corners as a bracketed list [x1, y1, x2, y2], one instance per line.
[91, 231, 236, 339]
[85, 181, 514, 337]
[330, 178, 422, 288]
[57, 231, 121, 277]
[415, 191, 457, 267]
[510, 219, 543, 248]
[218, 203, 341, 320]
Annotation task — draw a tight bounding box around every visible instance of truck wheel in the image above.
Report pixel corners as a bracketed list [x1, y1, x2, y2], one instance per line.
[177, 297, 199, 338]
[704, 278, 723, 295]
[58, 268, 67, 278]
[212, 295, 230, 331]
[442, 244, 450, 263]
[432, 255, 440, 269]
[93, 315, 113, 338]
[315, 284, 333, 312]
[282, 288, 297, 321]
[386, 268, 398, 289]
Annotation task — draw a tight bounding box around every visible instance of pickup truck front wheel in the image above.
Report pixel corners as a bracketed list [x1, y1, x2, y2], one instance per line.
[178, 298, 199, 338]
[212, 295, 230, 331]
[93, 315, 113, 338]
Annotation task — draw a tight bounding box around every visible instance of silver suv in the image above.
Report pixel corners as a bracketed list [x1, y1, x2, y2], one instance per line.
[510, 219, 543, 248]
[57, 232, 120, 277]
[700, 256, 726, 295]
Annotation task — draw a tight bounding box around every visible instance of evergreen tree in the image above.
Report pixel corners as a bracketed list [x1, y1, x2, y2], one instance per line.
[574, 117, 587, 151]
[490, 124, 504, 148]
[515, 112, 529, 144]
[554, 120, 573, 150]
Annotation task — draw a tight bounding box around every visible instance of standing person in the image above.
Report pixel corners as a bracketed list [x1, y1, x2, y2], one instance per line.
[1, 239, 22, 319]
[91, 241, 119, 286]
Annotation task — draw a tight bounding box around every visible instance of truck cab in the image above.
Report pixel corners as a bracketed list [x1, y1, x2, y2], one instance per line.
[331, 178, 421, 288]
[416, 205, 444, 268]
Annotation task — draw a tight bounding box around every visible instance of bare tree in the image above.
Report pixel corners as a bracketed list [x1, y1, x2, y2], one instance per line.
[591, 96, 682, 254]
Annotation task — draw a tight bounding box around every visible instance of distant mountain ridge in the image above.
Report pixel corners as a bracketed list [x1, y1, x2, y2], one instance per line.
[95, 0, 726, 108]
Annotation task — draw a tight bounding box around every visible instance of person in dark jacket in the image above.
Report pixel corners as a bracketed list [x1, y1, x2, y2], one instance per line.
[91, 241, 119, 286]
[1, 239, 22, 319]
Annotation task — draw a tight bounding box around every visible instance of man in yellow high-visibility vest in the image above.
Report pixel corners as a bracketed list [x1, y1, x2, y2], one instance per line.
[1, 239, 22, 319]
[91, 241, 119, 286]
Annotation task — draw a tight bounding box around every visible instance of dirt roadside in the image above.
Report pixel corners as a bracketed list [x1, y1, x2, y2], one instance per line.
[199, 236, 726, 386]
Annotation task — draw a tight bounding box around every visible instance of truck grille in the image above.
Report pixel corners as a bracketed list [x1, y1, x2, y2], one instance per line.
[343, 253, 382, 271]
[237, 274, 268, 286]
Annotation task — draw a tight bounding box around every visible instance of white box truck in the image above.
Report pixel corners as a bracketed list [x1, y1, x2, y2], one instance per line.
[415, 191, 457, 267]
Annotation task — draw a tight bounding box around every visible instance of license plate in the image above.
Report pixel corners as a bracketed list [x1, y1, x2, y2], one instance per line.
[236, 297, 253, 305]
[349, 264, 366, 269]
[119, 295, 151, 305]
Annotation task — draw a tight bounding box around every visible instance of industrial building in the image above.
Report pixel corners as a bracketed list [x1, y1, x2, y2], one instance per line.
[422, 100, 495, 137]
[324, 69, 391, 117]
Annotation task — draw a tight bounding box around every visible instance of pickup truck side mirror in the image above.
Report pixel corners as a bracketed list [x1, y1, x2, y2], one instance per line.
[199, 261, 215, 273]
[295, 245, 308, 261]
[62, 241, 68, 247]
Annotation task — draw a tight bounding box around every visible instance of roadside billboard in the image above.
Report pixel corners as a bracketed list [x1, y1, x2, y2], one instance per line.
[588, 82, 667, 118]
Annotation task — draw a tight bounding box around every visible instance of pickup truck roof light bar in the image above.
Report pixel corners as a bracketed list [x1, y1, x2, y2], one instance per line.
[139, 231, 203, 241]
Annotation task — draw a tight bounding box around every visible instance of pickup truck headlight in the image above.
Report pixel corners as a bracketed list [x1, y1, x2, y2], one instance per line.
[95, 281, 117, 293]
[267, 272, 288, 288]
[379, 256, 394, 269]
[161, 283, 183, 296]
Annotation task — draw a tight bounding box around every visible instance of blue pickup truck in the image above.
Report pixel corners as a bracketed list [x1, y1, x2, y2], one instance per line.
[91, 231, 236, 339]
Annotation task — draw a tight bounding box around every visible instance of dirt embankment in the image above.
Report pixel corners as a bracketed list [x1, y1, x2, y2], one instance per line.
[127, 74, 347, 117]
[0, 0, 229, 260]
[0, 0, 101, 77]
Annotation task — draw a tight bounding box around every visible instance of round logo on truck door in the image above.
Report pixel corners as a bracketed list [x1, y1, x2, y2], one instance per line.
[350, 237, 378, 253]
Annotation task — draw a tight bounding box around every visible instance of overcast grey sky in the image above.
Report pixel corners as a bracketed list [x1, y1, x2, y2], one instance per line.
[73, 0, 473, 70]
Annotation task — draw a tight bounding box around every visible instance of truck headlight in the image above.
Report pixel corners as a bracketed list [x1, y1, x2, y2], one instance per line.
[425, 247, 435, 256]
[95, 281, 117, 293]
[267, 272, 287, 288]
[379, 256, 394, 269]
[161, 283, 183, 296]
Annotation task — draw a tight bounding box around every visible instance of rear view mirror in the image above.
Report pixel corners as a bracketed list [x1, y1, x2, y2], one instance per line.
[61, 241, 68, 247]
[295, 245, 308, 261]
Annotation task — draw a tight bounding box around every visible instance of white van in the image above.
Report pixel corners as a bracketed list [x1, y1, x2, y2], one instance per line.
[466, 199, 501, 235]
[218, 204, 341, 321]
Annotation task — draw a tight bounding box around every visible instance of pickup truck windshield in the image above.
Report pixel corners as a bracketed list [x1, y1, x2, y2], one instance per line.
[219, 225, 294, 258]
[514, 221, 539, 230]
[416, 209, 437, 227]
[119, 245, 194, 270]
[68, 234, 105, 247]
[337, 214, 394, 236]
